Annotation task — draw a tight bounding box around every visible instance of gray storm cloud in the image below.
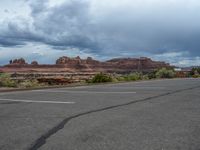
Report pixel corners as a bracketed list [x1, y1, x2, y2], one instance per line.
[29, 0, 100, 50]
[0, 0, 200, 65]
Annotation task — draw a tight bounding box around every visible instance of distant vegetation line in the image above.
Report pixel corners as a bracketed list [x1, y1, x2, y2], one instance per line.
[0, 67, 199, 89]
[88, 68, 199, 84]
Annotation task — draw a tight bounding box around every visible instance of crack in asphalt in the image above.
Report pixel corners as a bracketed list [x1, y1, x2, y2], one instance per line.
[28, 85, 200, 150]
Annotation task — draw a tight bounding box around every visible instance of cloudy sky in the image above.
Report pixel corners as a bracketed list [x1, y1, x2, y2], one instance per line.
[0, 0, 200, 66]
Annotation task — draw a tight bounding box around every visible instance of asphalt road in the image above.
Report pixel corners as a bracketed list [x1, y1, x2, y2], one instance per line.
[0, 78, 200, 150]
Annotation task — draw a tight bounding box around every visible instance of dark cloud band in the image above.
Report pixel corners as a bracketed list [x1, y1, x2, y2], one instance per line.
[0, 0, 200, 66]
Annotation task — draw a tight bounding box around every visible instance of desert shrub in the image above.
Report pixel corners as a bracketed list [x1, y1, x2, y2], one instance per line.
[192, 74, 200, 78]
[90, 73, 113, 83]
[37, 78, 72, 85]
[142, 74, 149, 80]
[19, 80, 40, 88]
[0, 73, 17, 87]
[111, 77, 119, 83]
[190, 68, 200, 77]
[115, 76, 126, 82]
[124, 72, 142, 81]
[197, 68, 200, 74]
[156, 68, 175, 79]
[147, 70, 157, 79]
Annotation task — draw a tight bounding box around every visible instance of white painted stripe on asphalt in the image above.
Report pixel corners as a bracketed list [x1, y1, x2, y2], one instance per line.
[0, 98, 75, 104]
[34, 90, 137, 94]
[0, 90, 35, 95]
[105, 86, 165, 89]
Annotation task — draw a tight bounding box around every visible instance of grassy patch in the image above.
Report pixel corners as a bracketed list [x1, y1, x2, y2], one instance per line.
[0, 73, 17, 88]
[18, 80, 42, 88]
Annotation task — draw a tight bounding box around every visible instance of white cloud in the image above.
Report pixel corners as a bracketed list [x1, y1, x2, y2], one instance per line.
[152, 51, 200, 67]
[48, 0, 67, 7]
[178, 57, 200, 67]
[0, 43, 95, 65]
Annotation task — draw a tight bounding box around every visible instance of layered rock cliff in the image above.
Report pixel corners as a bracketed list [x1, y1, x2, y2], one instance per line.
[1, 56, 171, 73]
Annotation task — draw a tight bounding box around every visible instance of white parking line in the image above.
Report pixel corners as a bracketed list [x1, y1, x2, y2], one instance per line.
[104, 86, 165, 89]
[34, 90, 137, 94]
[0, 90, 35, 95]
[0, 98, 75, 104]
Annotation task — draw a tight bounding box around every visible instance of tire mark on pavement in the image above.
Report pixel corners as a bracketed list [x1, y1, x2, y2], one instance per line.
[28, 85, 200, 150]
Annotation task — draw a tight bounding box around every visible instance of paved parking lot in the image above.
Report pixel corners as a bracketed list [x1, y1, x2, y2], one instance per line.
[0, 78, 200, 150]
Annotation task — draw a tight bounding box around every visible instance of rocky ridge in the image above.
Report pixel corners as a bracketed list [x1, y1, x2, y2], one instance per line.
[1, 56, 171, 73]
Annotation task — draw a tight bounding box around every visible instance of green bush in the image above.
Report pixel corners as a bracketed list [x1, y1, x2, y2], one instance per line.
[0, 73, 17, 87]
[124, 72, 142, 81]
[111, 77, 119, 83]
[147, 70, 157, 79]
[142, 74, 149, 80]
[116, 76, 126, 82]
[90, 73, 113, 83]
[190, 68, 200, 77]
[192, 74, 200, 78]
[155, 68, 175, 79]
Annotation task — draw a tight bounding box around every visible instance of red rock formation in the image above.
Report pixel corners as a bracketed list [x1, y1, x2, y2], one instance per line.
[31, 61, 39, 65]
[56, 56, 100, 65]
[56, 56, 82, 65]
[10, 58, 27, 65]
[106, 57, 170, 71]
[86, 57, 99, 64]
[55, 56, 171, 73]
[1, 56, 171, 73]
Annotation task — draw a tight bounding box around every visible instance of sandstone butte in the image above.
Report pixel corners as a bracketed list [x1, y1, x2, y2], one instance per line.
[0, 56, 171, 73]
